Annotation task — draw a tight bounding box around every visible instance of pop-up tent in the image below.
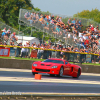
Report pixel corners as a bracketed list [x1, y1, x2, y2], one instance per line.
[16, 35, 40, 46]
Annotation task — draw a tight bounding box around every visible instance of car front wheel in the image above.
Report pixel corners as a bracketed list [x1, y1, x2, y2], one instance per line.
[32, 72, 38, 75]
[50, 74, 55, 77]
[58, 66, 63, 77]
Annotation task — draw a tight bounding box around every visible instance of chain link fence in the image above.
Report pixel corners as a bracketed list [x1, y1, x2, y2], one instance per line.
[18, 8, 100, 49]
[0, 21, 24, 35]
[0, 21, 25, 44]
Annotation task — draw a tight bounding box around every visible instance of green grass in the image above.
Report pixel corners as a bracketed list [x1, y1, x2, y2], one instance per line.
[0, 56, 45, 61]
[0, 56, 100, 66]
[73, 62, 100, 66]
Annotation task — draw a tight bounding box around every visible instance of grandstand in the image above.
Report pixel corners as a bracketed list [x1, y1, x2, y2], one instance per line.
[18, 8, 100, 50]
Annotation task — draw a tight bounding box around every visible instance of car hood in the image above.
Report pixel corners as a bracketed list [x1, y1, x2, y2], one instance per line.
[33, 61, 61, 68]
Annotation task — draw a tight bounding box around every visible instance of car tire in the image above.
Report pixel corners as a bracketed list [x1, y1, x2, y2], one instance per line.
[32, 72, 38, 75]
[50, 74, 55, 77]
[73, 68, 80, 78]
[57, 66, 63, 77]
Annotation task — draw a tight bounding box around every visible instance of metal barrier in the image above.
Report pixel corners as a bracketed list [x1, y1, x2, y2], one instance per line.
[0, 45, 100, 64]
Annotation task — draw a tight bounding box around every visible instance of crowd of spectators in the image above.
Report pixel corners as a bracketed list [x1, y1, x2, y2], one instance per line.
[24, 11, 100, 52]
[0, 38, 99, 63]
[1, 27, 18, 45]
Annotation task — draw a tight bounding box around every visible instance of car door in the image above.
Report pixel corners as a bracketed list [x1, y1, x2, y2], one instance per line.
[64, 61, 71, 75]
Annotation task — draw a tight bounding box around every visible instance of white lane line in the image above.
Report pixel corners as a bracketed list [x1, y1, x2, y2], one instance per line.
[0, 68, 31, 72]
[22, 92, 100, 96]
[0, 76, 100, 85]
[0, 68, 100, 76]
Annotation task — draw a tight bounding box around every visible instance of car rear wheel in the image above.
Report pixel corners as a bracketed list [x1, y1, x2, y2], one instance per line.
[73, 68, 80, 78]
[58, 66, 63, 77]
[32, 72, 38, 75]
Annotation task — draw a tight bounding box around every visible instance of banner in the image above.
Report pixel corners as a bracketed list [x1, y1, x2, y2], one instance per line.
[30, 50, 37, 58]
[86, 54, 91, 63]
[10, 48, 16, 57]
[0, 47, 10, 57]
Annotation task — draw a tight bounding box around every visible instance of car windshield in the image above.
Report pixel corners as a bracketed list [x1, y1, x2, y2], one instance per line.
[43, 59, 64, 64]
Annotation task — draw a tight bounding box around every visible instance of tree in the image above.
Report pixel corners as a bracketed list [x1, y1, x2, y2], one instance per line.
[73, 8, 100, 23]
[0, 0, 34, 28]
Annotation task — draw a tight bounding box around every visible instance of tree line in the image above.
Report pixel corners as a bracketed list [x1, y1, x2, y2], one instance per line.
[74, 8, 100, 23]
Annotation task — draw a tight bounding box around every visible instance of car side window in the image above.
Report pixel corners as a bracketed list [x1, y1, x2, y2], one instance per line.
[65, 62, 68, 65]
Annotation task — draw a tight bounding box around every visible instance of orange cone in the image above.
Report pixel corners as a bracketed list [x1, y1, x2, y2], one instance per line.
[35, 74, 42, 80]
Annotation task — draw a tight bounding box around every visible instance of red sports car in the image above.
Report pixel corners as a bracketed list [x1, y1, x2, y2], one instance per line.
[32, 58, 81, 78]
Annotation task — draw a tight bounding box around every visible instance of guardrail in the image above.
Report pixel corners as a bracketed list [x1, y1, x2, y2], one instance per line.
[0, 45, 100, 64]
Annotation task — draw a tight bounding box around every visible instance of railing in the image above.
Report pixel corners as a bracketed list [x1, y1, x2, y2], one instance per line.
[0, 45, 100, 64]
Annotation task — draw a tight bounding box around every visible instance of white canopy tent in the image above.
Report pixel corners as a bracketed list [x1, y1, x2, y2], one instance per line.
[16, 35, 40, 46]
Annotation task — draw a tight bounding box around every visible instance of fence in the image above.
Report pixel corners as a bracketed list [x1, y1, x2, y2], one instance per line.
[0, 21, 25, 45]
[0, 21, 24, 35]
[0, 45, 100, 64]
[18, 9, 100, 50]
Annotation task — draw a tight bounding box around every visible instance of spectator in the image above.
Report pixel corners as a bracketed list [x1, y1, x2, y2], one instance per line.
[24, 12, 30, 19]
[10, 32, 18, 42]
[25, 41, 30, 58]
[16, 42, 22, 57]
[37, 44, 44, 59]
[1, 29, 6, 39]
[21, 45, 26, 58]
[6, 28, 11, 37]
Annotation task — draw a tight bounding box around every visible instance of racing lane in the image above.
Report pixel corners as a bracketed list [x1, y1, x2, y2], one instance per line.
[0, 68, 100, 93]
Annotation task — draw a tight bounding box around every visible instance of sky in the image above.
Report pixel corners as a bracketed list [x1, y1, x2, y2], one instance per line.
[31, 0, 100, 16]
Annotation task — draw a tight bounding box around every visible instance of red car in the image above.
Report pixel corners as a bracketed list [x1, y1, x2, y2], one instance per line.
[32, 58, 81, 78]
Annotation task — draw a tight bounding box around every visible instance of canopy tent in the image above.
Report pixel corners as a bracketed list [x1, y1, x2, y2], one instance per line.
[16, 35, 40, 46]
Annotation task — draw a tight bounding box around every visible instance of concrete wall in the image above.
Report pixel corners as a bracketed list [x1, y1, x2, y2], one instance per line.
[0, 58, 33, 69]
[0, 58, 100, 73]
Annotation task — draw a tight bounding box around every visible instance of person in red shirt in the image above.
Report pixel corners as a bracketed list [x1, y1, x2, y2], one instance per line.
[84, 39, 89, 48]
[91, 25, 94, 32]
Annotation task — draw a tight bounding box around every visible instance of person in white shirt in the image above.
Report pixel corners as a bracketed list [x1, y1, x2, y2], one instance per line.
[21, 47, 26, 58]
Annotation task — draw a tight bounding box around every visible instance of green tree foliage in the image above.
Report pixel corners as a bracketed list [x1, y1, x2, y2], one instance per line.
[74, 8, 100, 23]
[0, 0, 34, 28]
[34, 7, 40, 11]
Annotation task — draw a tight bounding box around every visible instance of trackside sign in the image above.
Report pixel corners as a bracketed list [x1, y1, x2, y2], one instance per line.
[0, 47, 10, 57]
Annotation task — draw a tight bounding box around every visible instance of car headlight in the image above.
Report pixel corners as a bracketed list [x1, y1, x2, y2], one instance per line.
[51, 66, 58, 68]
[33, 64, 37, 67]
